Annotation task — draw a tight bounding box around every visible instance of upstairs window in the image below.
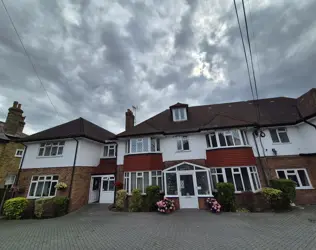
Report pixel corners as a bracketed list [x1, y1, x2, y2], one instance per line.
[150, 137, 160, 152]
[126, 138, 160, 154]
[177, 136, 190, 151]
[103, 144, 116, 158]
[206, 130, 247, 149]
[269, 128, 290, 143]
[15, 149, 24, 157]
[38, 141, 65, 157]
[172, 108, 187, 121]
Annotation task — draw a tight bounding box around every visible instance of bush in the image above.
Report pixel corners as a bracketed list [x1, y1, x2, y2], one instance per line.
[115, 189, 127, 211]
[52, 196, 69, 217]
[156, 198, 176, 213]
[3, 197, 29, 219]
[216, 183, 236, 212]
[34, 197, 54, 218]
[261, 187, 286, 211]
[129, 189, 143, 212]
[270, 179, 296, 205]
[144, 186, 160, 212]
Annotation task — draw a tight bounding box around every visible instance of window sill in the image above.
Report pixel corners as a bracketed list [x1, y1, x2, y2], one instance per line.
[36, 155, 63, 159]
[27, 196, 56, 199]
[125, 152, 162, 156]
[206, 145, 252, 150]
[100, 157, 116, 159]
[296, 187, 314, 190]
[272, 142, 291, 145]
[176, 150, 191, 153]
[14, 155, 23, 158]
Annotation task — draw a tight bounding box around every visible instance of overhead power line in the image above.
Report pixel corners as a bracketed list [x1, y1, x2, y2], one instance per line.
[233, 0, 255, 101]
[1, 0, 60, 119]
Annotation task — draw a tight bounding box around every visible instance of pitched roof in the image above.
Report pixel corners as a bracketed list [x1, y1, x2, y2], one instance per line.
[117, 89, 316, 138]
[19, 118, 115, 143]
[0, 121, 27, 141]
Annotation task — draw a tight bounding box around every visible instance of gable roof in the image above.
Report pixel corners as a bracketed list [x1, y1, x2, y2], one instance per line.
[19, 118, 115, 143]
[117, 89, 316, 138]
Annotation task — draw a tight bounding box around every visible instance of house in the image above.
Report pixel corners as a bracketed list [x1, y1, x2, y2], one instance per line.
[115, 88, 316, 209]
[0, 101, 27, 189]
[16, 118, 116, 212]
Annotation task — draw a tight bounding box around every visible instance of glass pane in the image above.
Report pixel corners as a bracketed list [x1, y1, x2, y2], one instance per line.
[53, 176, 59, 180]
[152, 176, 156, 186]
[177, 164, 194, 171]
[270, 129, 279, 143]
[211, 175, 217, 190]
[42, 181, 51, 196]
[151, 138, 156, 152]
[59, 141, 65, 145]
[225, 168, 234, 184]
[137, 177, 143, 191]
[53, 142, 58, 146]
[51, 146, 58, 156]
[44, 146, 52, 156]
[179, 108, 185, 120]
[279, 131, 290, 143]
[152, 171, 156, 177]
[144, 172, 149, 192]
[156, 139, 160, 151]
[298, 170, 309, 186]
[218, 133, 226, 146]
[226, 135, 234, 146]
[143, 139, 149, 152]
[158, 177, 162, 190]
[218, 174, 224, 183]
[183, 138, 189, 150]
[180, 175, 194, 196]
[211, 133, 218, 147]
[103, 146, 108, 157]
[241, 168, 252, 191]
[35, 182, 44, 196]
[40, 143, 45, 147]
[131, 139, 137, 153]
[46, 176, 52, 180]
[234, 174, 244, 191]
[29, 182, 36, 196]
[108, 180, 115, 191]
[287, 175, 299, 187]
[255, 173, 261, 189]
[166, 173, 177, 195]
[217, 168, 222, 173]
[232, 130, 241, 145]
[39, 176, 45, 180]
[38, 148, 44, 156]
[251, 173, 258, 190]
[174, 109, 180, 120]
[109, 148, 115, 156]
[196, 172, 209, 195]
[32, 176, 38, 181]
[57, 147, 63, 155]
[103, 180, 109, 191]
[206, 134, 211, 147]
[50, 182, 57, 196]
[136, 141, 143, 152]
[131, 173, 136, 191]
[277, 170, 286, 179]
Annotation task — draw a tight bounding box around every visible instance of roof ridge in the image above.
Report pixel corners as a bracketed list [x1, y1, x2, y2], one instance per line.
[79, 117, 85, 135]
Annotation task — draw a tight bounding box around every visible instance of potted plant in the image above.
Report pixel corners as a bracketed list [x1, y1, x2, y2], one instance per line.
[55, 182, 68, 194]
[156, 198, 176, 214]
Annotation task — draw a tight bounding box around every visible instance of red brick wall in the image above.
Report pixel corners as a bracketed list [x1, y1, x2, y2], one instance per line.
[206, 147, 256, 167]
[95, 158, 117, 174]
[124, 153, 164, 171]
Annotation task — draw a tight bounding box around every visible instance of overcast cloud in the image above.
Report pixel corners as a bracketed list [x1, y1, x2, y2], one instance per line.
[0, 0, 315, 135]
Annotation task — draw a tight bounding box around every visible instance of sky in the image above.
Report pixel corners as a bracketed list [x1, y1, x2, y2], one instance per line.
[0, 0, 315, 135]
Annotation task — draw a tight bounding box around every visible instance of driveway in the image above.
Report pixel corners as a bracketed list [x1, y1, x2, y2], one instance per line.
[1, 204, 316, 250]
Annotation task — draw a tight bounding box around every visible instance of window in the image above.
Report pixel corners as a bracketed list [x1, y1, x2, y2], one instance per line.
[124, 171, 161, 193]
[176, 136, 190, 151]
[196, 172, 210, 195]
[165, 172, 177, 195]
[102, 176, 115, 191]
[28, 175, 59, 198]
[276, 169, 312, 189]
[269, 128, 290, 143]
[241, 130, 249, 145]
[103, 144, 116, 158]
[172, 108, 187, 121]
[206, 132, 218, 148]
[126, 138, 161, 154]
[150, 137, 160, 152]
[207, 130, 246, 149]
[210, 166, 261, 192]
[38, 141, 65, 157]
[15, 149, 24, 157]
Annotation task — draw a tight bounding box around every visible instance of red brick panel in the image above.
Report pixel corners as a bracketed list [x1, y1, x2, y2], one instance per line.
[94, 158, 117, 174]
[124, 154, 164, 171]
[206, 147, 256, 167]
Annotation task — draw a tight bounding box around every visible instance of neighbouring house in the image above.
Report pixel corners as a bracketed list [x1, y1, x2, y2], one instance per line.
[0, 101, 27, 189]
[115, 88, 316, 209]
[16, 118, 116, 212]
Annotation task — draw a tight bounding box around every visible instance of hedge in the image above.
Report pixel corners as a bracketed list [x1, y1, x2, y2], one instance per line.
[3, 197, 29, 220]
[216, 182, 236, 212]
[129, 189, 142, 212]
[144, 186, 160, 212]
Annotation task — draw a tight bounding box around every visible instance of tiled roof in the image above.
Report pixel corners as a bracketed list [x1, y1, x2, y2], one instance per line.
[117, 88, 316, 137]
[19, 118, 115, 143]
[0, 121, 27, 141]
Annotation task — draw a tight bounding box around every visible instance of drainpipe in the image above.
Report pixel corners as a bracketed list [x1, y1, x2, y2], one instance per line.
[252, 130, 269, 186]
[67, 138, 79, 213]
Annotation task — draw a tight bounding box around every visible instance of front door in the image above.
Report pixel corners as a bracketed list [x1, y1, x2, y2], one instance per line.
[178, 173, 199, 208]
[99, 175, 115, 204]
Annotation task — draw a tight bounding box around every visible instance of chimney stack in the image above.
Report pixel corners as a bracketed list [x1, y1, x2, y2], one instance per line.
[125, 109, 135, 131]
[4, 101, 26, 135]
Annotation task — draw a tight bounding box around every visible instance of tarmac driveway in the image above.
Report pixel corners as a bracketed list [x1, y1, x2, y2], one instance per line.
[1, 204, 316, 250]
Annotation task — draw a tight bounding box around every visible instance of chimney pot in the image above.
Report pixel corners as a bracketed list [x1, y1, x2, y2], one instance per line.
[17, 104, 21, 109]
[13, 101, 18, 108]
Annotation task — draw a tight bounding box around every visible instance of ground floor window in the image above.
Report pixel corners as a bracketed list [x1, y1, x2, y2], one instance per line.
[124, 171, 163, 194]
[276, 169, 312, 189]
[210, 166, 261, 192]
[28, 175, 59, 198]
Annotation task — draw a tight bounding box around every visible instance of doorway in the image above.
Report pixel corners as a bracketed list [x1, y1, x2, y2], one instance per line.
[178, 172, 199, 208]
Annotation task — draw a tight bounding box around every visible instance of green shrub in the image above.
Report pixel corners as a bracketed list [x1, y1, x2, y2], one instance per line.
[129, 189, 143, 212]
[261, 187, 287, 211]
[3, 197, 29, 219]
[34, 197, 54, 218]
[270, 179, 296, 203]
[115, 189, 127, 211]
[52, 196, 69, 217]
[216, 182, 236, 212]
[144, 185, 160, 212]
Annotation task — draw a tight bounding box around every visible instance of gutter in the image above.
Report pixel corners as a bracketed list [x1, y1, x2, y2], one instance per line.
[67, 138, 79, 213]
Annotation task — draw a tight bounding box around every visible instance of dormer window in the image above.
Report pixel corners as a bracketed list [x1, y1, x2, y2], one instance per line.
[172, 108, 187, 121]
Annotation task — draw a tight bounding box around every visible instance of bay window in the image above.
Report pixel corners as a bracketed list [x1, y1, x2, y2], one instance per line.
[276, 169, 312, 189]
[124, 171, 163, 193]
[206, 130, 249, 149]
[125, 137, 160, 154]
[210, 166, 260, 192]
[28, 175, 59, 198]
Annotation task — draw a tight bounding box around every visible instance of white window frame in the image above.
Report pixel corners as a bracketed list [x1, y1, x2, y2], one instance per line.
[269, 127, 290, 144]
[15, 149, 24, 157]
[27, 175, 59, 198]
[103, 144, 116, 158]
[210, 166, 261, 193]
[206, 130, 249, 149]
[276, 168, 312, 189]
[124, 171, 163, 194]
[150, 137, 161, 152]
[172, 108, 187, 122]
[176, 136, 190, 151]
[38, 141, 65, 157]
[128, 138, 149, 154]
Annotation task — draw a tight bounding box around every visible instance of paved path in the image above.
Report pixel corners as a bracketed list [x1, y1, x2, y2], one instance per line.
[1, 204, 316, 250]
